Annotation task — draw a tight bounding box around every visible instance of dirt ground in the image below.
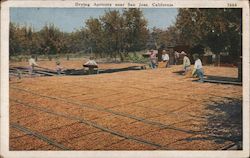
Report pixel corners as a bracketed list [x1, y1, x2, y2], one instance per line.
[9, 60, 242, 150]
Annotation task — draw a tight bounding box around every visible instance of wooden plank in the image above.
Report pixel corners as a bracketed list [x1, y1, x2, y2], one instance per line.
[36, 66, 55, 71]
[36, 66, 65, 74]
[172, 70, 185, 74]
[194, 79, 242, 85]
[34, 70, 57, 76]
[206, 75, 238, 82]
[10, 123, 71, 150]
[83, 64, 98, 68]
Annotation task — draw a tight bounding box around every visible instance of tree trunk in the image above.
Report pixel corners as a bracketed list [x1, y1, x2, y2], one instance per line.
[215, 53, 220, 66]
[119, 52, 124, 62]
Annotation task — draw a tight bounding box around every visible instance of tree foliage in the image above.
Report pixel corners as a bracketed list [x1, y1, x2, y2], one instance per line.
[123, 8, 149, 52]
[10, 8, 149, 61]
[148, 8, 242, 61]
[175, 8, 242, 59]
[39, 24, 66, 55]
[10, 8, 241, 62]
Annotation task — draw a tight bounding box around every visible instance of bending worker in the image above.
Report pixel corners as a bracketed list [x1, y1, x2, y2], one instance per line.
[84, 56, 98, 74]
[182, 51, 191, 75]
[192, 54, 204, 82]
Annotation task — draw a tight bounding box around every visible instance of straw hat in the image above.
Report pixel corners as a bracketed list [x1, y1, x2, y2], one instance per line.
[181, 51, 187, 55]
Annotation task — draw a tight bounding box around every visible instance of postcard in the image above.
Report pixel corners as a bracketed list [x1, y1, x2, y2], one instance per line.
[1, 0, 249, 158]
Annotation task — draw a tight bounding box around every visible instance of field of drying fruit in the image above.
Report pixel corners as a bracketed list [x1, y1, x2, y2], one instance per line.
[9, 61, 242, 150]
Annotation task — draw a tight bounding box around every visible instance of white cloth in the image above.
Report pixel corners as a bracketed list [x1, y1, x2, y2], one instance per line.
[150, 51, 157, 59]
[56, 65, 63, 71]
[29, 58, 37, 66]
[180, 51, 186, 55]
[174, 51, 180, 58]
[153, 50, 158, 55]
[162, 54, 169, 61]
[150, 50, 158, 57]
[85, 60, 98, 66]
[183, 56, 191, 68]
[194, 59, 203, 69]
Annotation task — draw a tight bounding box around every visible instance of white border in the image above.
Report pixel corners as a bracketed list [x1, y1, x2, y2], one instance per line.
[1, 0, 249, 158]
[1, 0, 249, 8]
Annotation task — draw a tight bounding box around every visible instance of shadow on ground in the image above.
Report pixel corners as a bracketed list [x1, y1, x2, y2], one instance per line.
[205, 75, 239, 82]
[184, 98, 242, 150]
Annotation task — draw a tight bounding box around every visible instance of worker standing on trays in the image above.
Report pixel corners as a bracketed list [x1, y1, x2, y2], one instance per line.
[55, 57, 63, 75]
[149, 49, 158, 69]
[28, 55, 38, 76]
[162, 50, 169, 68]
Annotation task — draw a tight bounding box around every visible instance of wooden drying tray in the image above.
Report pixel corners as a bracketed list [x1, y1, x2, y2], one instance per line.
[83, 64, 98, 68]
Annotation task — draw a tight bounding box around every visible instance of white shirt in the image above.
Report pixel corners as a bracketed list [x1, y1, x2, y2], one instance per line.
[174, 51, 180, 58]
[150, 50, 158, 59]
[162, 54, 169, 61]
[194, 59, 203, 69]
[183, 56, 191, 67]
[29, 58, 37, 66]
[85, 60, 98, 66]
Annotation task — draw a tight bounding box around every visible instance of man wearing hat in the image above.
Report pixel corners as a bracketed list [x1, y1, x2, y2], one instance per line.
[162, 50, 169, 68]
[181, 51, 191, 74]
[83, 56, 98, 74]
[192, 54, 204, 82]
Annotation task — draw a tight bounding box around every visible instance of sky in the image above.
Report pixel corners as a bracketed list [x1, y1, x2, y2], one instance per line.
[10, 8, 178, 32]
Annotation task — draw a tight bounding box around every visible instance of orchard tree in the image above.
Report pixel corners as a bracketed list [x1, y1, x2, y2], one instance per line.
[38, 24, 65, 55]
[175, 8, 242, 63]
[85, 18, 105, 57]
[123, 8, 149, 52]
[149, 26, 182, 49]
[9, 8, 151, 61]
[101, 10, 124, 59]
[64, 29, 87, 54]
[84, 9, 149, 60]
[9, 23, 22, 55]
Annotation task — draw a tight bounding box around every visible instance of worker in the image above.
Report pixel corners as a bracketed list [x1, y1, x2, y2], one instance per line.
[162, 50, 169, 68]
[174, 51, 180, 65]
[28, 55, 38, 75]
[55, 58, 63, 75]
[181, 51, 191, 75]
[84, 56, 98, 74]
[192, 54, 204, 82]
[149, 49, 158, 69]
